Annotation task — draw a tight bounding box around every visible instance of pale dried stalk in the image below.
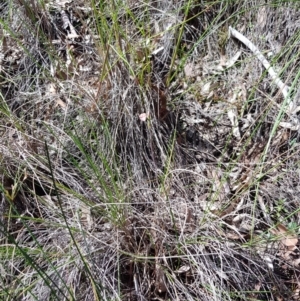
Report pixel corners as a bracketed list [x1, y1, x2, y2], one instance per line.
[229, 26, 291, 105]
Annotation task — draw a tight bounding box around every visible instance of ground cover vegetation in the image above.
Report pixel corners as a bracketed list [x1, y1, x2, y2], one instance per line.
[1, 0, 300, 300]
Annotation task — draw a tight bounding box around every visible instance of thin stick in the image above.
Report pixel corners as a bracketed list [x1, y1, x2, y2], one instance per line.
[229, 26, 290, 101]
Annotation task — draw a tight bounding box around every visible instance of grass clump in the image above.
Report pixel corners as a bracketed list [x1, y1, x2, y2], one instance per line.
[1, 0, 300, 300]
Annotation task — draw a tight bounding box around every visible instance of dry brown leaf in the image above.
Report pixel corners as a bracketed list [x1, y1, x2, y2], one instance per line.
[201, 82, 211, 96]
[175, 265, 190, 274]
[275, 224, 298, 248]
[257, 6, 267, 28]
[55, 98, 66, 109]
[184, 62, 196, 78]
[225, 231, 245, 240]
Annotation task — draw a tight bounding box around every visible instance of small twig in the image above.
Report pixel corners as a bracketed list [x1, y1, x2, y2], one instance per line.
[229, 26, 300, 130]
[229, 26, 291, 105]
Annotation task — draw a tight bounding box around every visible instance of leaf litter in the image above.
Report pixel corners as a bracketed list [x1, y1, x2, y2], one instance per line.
[1, 0, 300, 300]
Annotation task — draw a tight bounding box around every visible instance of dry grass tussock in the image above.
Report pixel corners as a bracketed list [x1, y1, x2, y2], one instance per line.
[1, 0, 300, 300]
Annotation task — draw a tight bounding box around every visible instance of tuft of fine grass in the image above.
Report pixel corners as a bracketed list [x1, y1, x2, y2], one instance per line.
[1, 0, 300, 300]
